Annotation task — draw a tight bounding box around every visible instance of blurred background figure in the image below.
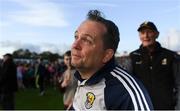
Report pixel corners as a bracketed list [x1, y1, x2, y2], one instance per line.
[16, 62, 25, 90]
[0, 53, 17, 110]
[35, 58, 46, 96]
[60, 50, 77, 110]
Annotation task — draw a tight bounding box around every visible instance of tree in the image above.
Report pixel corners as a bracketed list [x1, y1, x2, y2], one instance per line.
[12, 49, 62, 61]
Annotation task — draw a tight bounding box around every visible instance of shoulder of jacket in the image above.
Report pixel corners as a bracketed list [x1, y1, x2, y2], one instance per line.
[130, 49, 141, 57]
[161, 47, 175, 54]
[174, 53, 180, 61]
[161, 47, 179, 58]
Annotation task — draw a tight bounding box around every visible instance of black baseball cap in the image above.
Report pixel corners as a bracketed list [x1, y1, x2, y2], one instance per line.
[137, 21, 158, 32]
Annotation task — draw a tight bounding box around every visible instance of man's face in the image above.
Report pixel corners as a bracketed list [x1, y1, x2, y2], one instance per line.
[71, 20, 107, 72]
[3, 56, 8, 62]
[139, 28, 159, 47]
[64, 55, 71, 67]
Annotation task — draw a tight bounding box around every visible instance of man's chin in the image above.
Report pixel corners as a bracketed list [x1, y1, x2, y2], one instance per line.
[142, 43, 151, 47]
[72, 62, 80, 68]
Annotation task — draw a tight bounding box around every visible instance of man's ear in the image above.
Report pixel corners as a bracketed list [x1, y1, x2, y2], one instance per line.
[155, 31, 159, 39]
[102, 49, 114, 64]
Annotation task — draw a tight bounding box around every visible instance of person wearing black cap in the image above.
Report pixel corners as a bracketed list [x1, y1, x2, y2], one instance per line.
[0, 53, 17, 110]
[130, 21, 180, 109]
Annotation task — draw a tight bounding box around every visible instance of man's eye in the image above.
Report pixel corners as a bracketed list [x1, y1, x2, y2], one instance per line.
[82, 38, 92, 44]
[74, 35, 78, 40]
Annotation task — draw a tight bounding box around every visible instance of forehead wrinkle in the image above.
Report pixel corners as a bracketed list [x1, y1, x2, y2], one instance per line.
[75, 29, 96, 41]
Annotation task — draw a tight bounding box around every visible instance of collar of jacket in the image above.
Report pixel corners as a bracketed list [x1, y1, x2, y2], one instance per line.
[139, 42, 162, 55]
[74, 57, 116, 86]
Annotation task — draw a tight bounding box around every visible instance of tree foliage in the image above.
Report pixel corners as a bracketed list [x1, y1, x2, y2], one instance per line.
[12, 49, 62, 61]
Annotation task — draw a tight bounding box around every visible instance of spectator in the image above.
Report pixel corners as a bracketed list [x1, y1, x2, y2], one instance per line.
[35, 58, 46, 96]
[130, 21, 180, 109]
[60, 50, 77, 110]
[0, 53, 17, 110]
[17, 63, 25, 89]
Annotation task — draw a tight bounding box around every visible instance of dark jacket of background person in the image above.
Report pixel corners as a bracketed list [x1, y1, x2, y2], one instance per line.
[0, 54, 17, 110]
[0, 55, 17, 93]
[130, 42, 180, 109]
[35, 59, 46, 96]
[37, 63, 46, 77]
[0, 64, 2, 92]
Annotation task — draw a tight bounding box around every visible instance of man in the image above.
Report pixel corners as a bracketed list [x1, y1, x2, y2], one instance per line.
[130, 21, 180, 109]
[60, 50, 77, 110]
[35, 58, 46, 96]
[0, 53, 17, 110]
[71, 10, 153, 110]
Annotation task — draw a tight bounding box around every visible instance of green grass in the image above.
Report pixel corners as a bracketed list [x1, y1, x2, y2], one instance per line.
[15, 87, 64, 110]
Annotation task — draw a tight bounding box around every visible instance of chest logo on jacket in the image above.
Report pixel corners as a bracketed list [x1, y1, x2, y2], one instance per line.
[85, 92, 96, 109]
[161, 58, 167, 65]
[135, 61, 142, 64]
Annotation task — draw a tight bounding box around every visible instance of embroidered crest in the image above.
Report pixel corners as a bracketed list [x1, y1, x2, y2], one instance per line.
[85, 92, 95, 109]
[135, 61, 142, 64]
[162, 58, 167, 65]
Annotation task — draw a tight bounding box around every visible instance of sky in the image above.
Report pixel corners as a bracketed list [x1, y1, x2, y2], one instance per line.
[0, 0, 180, 58]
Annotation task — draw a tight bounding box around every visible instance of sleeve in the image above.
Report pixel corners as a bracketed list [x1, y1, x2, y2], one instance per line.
[34, 64, 39, 76]
[0, 63, 9, 84]
[173, 54, 180, 110]
[61, 71, 70, 87]
[104, 72, 153, 110]
[104, 84, 134, 110]
[0, 65, 2, 85]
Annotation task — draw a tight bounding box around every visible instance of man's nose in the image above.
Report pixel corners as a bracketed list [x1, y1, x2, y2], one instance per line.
[72, 39, 81, 50]
[144, 32, 149, 38]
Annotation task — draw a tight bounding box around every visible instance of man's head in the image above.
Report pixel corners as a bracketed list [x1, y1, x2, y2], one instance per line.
[86, 10, 120, 52]
[3, 53, 13, 62]
[137, 21, 159, 47]
[63, 50, 71, 67]
[71, 10, 119, 78]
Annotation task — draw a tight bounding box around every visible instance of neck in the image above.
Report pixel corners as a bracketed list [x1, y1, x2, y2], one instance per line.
[144, 43, 156, 54]
[78, 64, 105, 80]
[78, 69, 97, 80]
